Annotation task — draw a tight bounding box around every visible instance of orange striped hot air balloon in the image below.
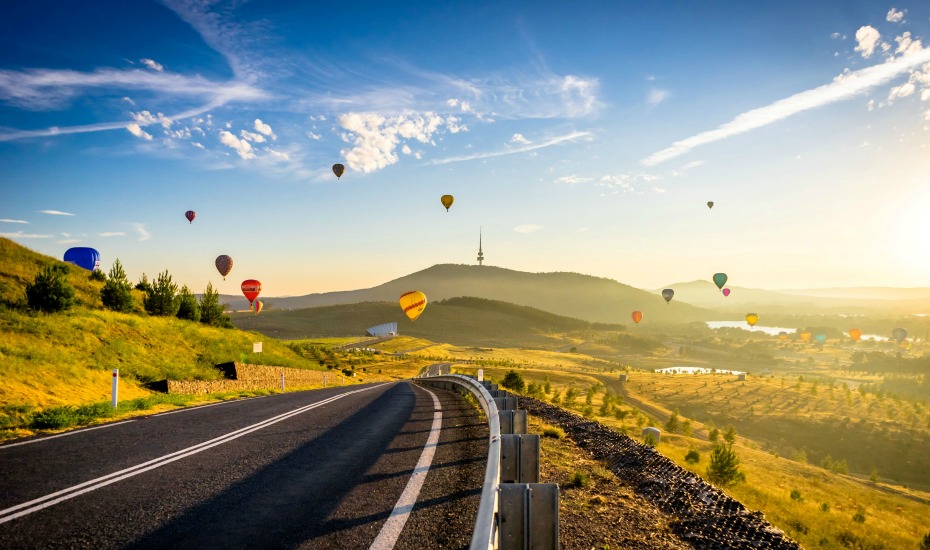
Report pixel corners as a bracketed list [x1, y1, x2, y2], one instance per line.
[399, 291, 427, 321]
[251, 300, 263, 314]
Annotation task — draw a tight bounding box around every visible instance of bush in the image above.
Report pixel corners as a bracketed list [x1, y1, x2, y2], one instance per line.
[790, 489, 802, 501]
[501, 370, 525, 392]
[852, 508, 866, 523]
[26, 264, 75, 313]
[684, 449, 700, 464]
[89, 269, 106, 282]
[101, 259, 134, 312]
[542, 426, 565, 439]
[665, 409, 681, 433]
[569, 471, 589, 488]
[707, 443, 743, 486]
[920, 531, 930, 550]
[643, 431, 659, 447]
[708, 427, 719, 442]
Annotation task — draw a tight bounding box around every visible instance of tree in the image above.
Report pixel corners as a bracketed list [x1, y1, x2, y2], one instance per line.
[199, 282, 232, 328]
[143, 270, 179, 316]
[26, 264, 74, 313]
[501, 370, 525, 393]
[707, 443, 743, 486]
[723, 425, 737, 445]
[176, 285, 201, 322]
[685, 449, 701, 464]
[135, 273, 152, 294]
[100, 259, 134, 312]
[665, 409, 681, 433]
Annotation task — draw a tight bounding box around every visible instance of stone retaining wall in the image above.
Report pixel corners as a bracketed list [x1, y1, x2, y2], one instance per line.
[165, 362, 341, 394]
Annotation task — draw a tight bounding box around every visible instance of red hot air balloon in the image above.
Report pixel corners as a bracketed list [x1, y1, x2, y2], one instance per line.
[241, 279, 262, 305]
[631, 311, 643, 324]
[185, 210, 196, 224]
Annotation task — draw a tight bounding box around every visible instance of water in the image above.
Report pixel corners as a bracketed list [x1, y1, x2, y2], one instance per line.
[705, 321, 889, 341]
[655, 366, 745, 375]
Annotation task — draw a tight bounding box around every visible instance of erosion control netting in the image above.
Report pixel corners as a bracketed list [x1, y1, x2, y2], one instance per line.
[520, 397, 801, 549]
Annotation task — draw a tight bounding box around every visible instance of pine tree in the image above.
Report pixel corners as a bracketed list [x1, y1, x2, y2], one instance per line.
[707, 443, 743, 486]
[199, 282, 232, 328]
[26, 264, 74, 313]
[176, 285, 201, 322]
[143, 270, 179, 316]
[101, 259, 134, 312]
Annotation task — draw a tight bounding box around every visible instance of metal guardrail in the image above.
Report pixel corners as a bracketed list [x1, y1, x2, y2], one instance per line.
[416, 374, 501, 550]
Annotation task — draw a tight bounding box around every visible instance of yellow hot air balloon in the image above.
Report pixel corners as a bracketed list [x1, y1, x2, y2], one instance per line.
[799, 331, 811, 342]
[399, 291, 427, 321]
[441, 195, 454, 211]
[745, 313, 759, 327]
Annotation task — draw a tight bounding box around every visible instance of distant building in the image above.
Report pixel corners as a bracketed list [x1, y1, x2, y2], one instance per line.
[477, 227, 485, 266]
[366, 322, 397, 337]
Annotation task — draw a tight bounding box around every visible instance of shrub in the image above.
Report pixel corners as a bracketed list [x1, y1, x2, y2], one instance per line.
[25, 264, 75, 313]
[101, 259, 134, 312]
[89, 269, 106, 282]
[708, 427, 720, 442]
[569, 471, 590, 488]
[684, 449, 700, 464]
[501, 370, 525, 392]
[820, 502, 830, 512]
[176, 285, 201, 322]
[665, 409, 681, 433]
[852, 508, 866, 523]
[707, 443, 742, 486]
[542, 426, 565, 439]
[142, 270, 179, 316]
[199, 282, 232, 328]
[790, 489, 802, 501]
[643, 431, 659, 447]
[920, 531, 930, 550]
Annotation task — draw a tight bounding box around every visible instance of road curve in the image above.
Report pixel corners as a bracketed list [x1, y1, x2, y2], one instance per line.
[0, 381, 487, 549]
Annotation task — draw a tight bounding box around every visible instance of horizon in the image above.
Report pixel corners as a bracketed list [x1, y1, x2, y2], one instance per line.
[3, 2, 930, 297]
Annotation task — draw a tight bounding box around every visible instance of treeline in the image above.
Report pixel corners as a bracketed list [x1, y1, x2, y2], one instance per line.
[850, 351, 930, 374]
[23, 259, 232, 328]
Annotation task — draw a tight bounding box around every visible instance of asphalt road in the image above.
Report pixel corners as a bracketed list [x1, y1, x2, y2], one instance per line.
[0, 381, 487, 549]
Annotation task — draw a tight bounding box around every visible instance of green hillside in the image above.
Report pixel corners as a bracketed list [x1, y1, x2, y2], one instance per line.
[223, 264, 715, 324]
[0, 238, 328, 429]
[231, 296, 663, 353]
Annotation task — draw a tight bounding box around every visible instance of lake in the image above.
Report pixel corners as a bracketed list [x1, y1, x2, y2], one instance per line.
[655, 366, 746, 375]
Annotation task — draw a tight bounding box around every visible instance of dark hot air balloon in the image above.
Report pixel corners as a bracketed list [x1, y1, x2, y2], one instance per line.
[662, 289, 674, 304]
[892, 328, 908, 343]
[215, 255, 233, 280]
[332, 164, 345, 179]
[441, 195, 454, 211]
[707, 201, 714, 209]
[185, 210, 196, 224]
[713, 273, 728, 290]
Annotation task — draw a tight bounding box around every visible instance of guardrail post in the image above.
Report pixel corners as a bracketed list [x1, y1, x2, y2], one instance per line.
[500, 434, 539, 483]
[499, 483, 559, 549]
[499, 410, 527, 434]
[494, 396, 518, 411]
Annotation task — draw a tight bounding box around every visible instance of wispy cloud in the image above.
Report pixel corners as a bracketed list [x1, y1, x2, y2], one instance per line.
[132, 223, 150, 242]
[38, 210, 75, 216]
[647, 89, 670, 106]
[430, 131, 592, 166]
[555, 175, 593, 185]
[0, 219, 29, 224]
[140, 58, 164, 72]
[513, 224, 544, 234]
[98, 232, 126, 237]
[57, 239, 80, 244]
[510, 133, 530, 144]
[641, 45, 930, 166]
[0, 231, 52, 238]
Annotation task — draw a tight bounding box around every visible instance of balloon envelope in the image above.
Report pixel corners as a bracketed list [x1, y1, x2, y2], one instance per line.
[399, 291, 427, 321]
[778, 331, 788, 341]
[849, 328, 862, 341]
[661, 289, 674, 303]
[332, 163, 345, 179]
[441, 194, 454, 211]
[815, 334, 827, 344]
[745, 313, 759, 327]
[215, 255, 233, 280]
[713, 273, 728, 290]
[241, 279, 262, 304]
[722, 288, 731, 297]
[631, 310, 643, 324]
[707, 201, 714, 209]
[185, 210, 196, 224]
[63, 247, 100, 271]
[892, 328, 908, 343]
[800, 331, 811, 342]
[251, 300, 263, 314]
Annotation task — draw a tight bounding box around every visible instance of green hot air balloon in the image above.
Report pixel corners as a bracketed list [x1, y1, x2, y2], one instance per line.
[892, 328, 908, 343]
[713, 273, 728, 290]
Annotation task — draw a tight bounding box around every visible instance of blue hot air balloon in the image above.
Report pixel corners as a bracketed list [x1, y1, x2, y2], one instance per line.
[63, 247, 101, 271]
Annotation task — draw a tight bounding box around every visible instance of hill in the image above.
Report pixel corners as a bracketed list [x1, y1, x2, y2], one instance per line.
[224, 264, 715, 324]
[230, 296, 662, 352]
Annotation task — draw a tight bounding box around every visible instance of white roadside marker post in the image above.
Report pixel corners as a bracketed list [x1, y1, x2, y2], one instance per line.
[111, 369, 119, 408]
[280, 372, 285, 392]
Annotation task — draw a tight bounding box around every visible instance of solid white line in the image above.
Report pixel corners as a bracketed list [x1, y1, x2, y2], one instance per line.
[150, 399, 239, 417]
[0, 421, 136, 449]
[369, 386, 442, 550]
[0, 385, 383, 524]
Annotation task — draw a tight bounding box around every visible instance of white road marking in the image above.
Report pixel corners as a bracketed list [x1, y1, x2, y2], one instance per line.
[369, 386, 442, 550]
[0, 420, 136, 449]
[0, 385, 384, 525]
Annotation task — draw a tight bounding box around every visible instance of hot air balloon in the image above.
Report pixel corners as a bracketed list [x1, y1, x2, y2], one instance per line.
[662, 289, 674, 304]
[399, 291, 427, 321]
[892, 328, 908, 343]
[631, 310, 643, 324]
[332, 163, 345, 179]
[799, 331, 811, 342]
[713, 273, 728, 290]
[722, 288, 731, 297]
[707, 201, 714, 209]
[745, 313, 759, 327]
[241, 279, 262, 306]
[63, 247, 101, 271]
[815, 334, 827, 344]
[185, 210, 196, 224]
[441, 194, 454, 211]
[215, 255, 233, 280]
[251, 300, 263, 314]
[849, 328, 862, 342]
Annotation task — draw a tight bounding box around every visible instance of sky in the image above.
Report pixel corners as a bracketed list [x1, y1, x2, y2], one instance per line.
[2, 1, 930, 298]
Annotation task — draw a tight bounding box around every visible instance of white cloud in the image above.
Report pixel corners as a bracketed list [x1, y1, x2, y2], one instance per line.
[264, 148, 289, 161]
[555, 175, 593, 185]
[127, 123, 153, 140]
[401, 144, 412, 155]
[896, 32, 924, 56]
[338, 111, 460, 172]
[855, 26, 882, 58]
[642, 44, 930, 166]
[653, 187, 666, 193]
[192, 142, 205, 149]
[38, 210, 75, 216]
[681, 160, 705, 170]
[889, 81, 916, 101]
[0, 219, 28, 223]
[510, 133, 530, 144]
[254, 119, 275, 138]
[57, 239, 80, 244]
[831, 32, 846, 40]
[647, 89, 670, 106]
[240, 130, 266, 143]
[307, 131, 321, 140]
[219, 130, 255, 159]
[132, 223, 150, 241]
[99, 232, 126, 237]
[431, 131, 592, 166]
[121, 96, 135, 105]
[887, 8, 905, 23]
[0, 231, 52, 238]
[513, 224, 543, 234]
[140, 58, 164, 72]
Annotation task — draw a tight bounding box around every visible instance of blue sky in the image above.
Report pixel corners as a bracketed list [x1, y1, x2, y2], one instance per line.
[3, 1, 930, 298]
